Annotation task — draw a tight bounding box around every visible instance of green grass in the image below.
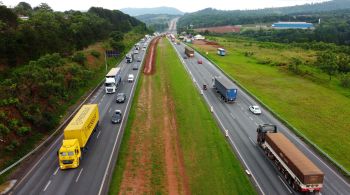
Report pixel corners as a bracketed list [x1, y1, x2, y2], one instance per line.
[193, 37, 350, 173]
[162, 39, 256, 194]
[108, 38, 256, 194]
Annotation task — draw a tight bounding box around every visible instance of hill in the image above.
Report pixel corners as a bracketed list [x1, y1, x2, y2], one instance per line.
[136, 14, 180, 32]
[120, 6, 183, 16]
[177, 0, 350, 29]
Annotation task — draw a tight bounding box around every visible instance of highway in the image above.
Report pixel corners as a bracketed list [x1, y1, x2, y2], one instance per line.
[170, 41, 350, 194]
[11, 40, 149, 195]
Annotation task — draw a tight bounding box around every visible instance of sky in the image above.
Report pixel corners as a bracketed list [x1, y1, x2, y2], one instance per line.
[1, 0, 329, 13]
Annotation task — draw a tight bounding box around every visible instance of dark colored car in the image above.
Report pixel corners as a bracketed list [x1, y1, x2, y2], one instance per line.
[132, 63, 139, 70]
[183, 55, 188, 59]
[111, 110, 122, 124]
[116, 93, 126, 103]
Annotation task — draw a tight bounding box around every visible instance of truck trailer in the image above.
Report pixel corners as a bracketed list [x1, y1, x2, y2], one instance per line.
[213, 77, 237, 103]
[105, 67, 122, 94]
[58, 104, 99, 169]
[185, 46, 194, 57]
[257, 124, 324, 193]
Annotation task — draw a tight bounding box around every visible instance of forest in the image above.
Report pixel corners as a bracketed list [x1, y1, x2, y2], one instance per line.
[0, 2, 149, 173]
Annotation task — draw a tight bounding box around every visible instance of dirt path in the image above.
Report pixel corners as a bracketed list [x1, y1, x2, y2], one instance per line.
[143, 37, 160, 75]
[118, 38, 190, 195]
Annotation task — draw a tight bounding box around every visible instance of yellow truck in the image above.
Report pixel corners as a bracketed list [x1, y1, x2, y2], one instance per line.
[58, 104, 99, 169]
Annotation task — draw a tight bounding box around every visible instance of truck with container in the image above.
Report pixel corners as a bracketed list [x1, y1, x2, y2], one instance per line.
[185, 46, 194, 57]
[105, 67, 122, 94]
[58, 104, 99, 170]
[217, 48, 226, 56]
[257, 124, 324, 193]
[126, 53, 133, 63]
[213, 77, 237, 103]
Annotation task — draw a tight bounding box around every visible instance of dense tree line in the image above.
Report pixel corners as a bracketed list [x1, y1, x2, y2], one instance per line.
[0, 2, 149, 168]
[0, 3, 147, 67]
[136, 14, 180, 32]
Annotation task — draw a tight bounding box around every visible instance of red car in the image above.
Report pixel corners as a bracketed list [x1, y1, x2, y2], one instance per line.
[197, 59, 203, 64]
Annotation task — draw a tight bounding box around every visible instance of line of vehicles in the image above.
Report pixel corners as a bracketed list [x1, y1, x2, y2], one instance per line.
[176, 35, 325, 193]
[57, 36, 152, 170]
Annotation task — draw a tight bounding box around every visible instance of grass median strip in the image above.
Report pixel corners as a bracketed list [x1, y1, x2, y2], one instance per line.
[109, 38, 256, 194]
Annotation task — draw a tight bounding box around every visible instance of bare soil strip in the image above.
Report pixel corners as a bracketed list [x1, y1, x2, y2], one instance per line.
[143, 37, 160, 75]
[118, 38, 189, 194]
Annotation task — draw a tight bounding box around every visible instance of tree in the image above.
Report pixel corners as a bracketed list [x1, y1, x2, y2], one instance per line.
[316, 52, 338, 80]
[14, 2, 32, 16]
[33, 3, 53, 12]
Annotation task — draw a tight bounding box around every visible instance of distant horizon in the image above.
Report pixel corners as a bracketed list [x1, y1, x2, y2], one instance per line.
[2, 0, 329, 13]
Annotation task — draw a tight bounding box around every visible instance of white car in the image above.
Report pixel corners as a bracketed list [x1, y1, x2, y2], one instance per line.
[128, 74, 134, 83]
[249, 105, 262, 115]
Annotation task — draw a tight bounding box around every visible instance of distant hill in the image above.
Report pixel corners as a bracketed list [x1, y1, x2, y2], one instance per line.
[120, 7, 183, 16]
[178, 0, 350, 28]
[136, 14, 180, 32]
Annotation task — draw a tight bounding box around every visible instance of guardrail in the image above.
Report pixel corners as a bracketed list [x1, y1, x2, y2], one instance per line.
[186, 43, 350, 178]
[0, 80, 105, 177]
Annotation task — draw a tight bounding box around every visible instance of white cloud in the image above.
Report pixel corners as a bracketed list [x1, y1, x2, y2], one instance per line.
[1, 0, 329, 12]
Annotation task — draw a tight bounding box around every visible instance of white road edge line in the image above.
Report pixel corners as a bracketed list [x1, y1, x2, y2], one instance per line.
[98, 43, 143, 195]
[96, 131, 101, 139]
[170, 40, 266, 195]
[278, 175, 293, 194]
[75, 168, 83, 183]
[43, 180, 51, 192]
[53, 167, 59, 176]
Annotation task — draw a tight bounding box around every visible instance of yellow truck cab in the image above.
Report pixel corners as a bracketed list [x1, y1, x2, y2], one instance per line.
[58, 104, 99, 170]
[59, 139, 81, 169]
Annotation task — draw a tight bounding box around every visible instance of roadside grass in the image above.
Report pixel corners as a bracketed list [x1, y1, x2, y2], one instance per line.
[163, 39, 256, 194]
[108, 75, 143, 195]
[192, 37, 350, 172]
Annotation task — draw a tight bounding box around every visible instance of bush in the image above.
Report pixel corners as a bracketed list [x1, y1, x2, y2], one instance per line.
[0, 123, 10, 135]
[5, 140, 19, 152]
[0, 111, 6, 120]
[244, 51, 254, 57]
[90, 50, 101, 58]
[340, 73, 350, 88]
[257, 58, 272, 65]
[72, 52, 87, 65]
[8, 119, 21, 130]
[16, 126, 31, 136]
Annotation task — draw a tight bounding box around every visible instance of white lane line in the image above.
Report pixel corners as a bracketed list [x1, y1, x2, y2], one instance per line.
[43, 180, 51, 191]
[53, 167, 59, 176]
[75, 168, 83, 183]
[278, 175, 293, 194]
[248, 137, 256, 146]
[230, 112, 235, 119]
[254, 122, 258, 126]
[249, 116, 254, 121]
[96, 131, 101, 139]
[109, 108, 112, 113]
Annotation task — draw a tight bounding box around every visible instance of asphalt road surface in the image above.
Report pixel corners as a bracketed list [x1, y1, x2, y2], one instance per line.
[171, 42, 350, 195]
[11, 40, 150, 195]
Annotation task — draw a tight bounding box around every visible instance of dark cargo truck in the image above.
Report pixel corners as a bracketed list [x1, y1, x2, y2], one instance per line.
[213, 77, 237, 103]
[257, 124, 324, 193]
[185, 46, 194, 57]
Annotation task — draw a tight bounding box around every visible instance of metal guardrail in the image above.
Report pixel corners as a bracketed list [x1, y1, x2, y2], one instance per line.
[187, 43, 350, 178]
[0, 80, 104, 177]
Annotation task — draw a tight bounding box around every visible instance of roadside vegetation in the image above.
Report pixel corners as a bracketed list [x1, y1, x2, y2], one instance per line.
[0, 2, 149, 183]
[109, 38, 256, 194]
[191, 36, 350, 172]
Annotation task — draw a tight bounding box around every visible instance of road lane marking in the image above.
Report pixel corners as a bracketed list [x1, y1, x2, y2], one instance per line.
[43, 180, 51, 191]
[249, 116, 254, 121]
[254, 122, 258, 126]
[248, 137, 256, 146]
[109, 108, 112, 113]
[278, 175, 292, 194]
[53, 167, 59, 176]
[230, 112, 236, 119]
[96, 131, 101, 139]
[75, 168, 83, 183]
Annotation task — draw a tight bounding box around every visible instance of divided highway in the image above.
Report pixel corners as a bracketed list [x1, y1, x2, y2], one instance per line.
[11, 42, 148, 195]
[170, 42, 350, 194]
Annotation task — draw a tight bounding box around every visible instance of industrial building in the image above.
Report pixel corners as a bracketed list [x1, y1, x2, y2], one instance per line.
[272, 22, 314, 29]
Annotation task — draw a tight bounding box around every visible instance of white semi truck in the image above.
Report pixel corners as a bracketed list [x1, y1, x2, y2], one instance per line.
[105, 67, 122, 94]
